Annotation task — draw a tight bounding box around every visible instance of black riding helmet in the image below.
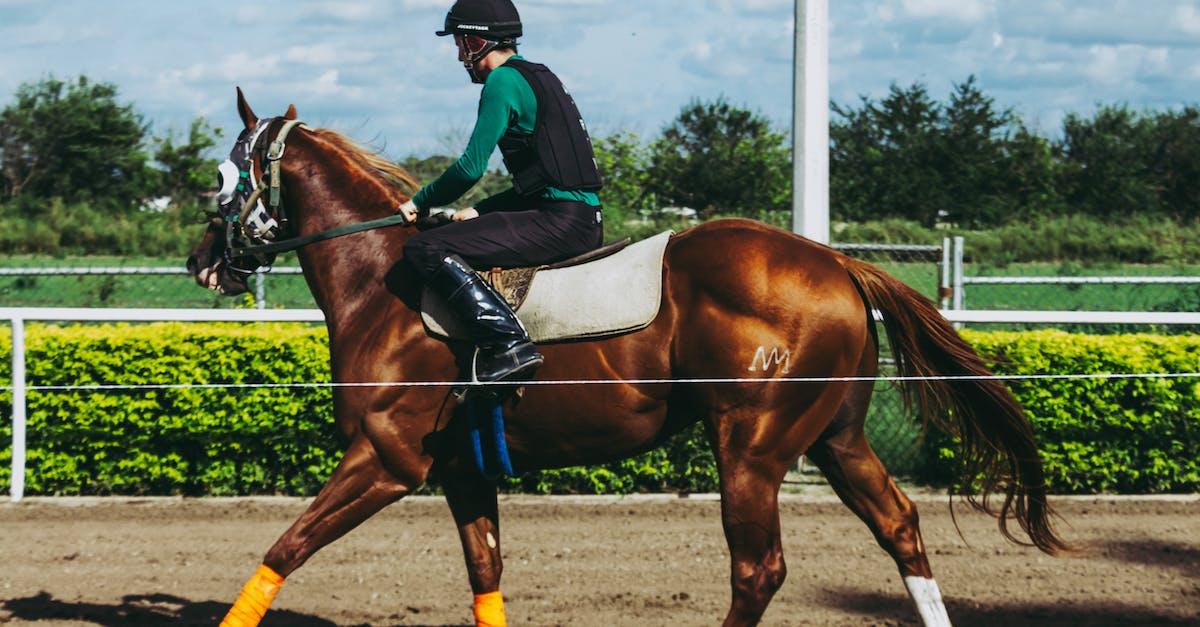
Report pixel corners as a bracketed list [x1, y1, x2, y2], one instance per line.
[436, 0, 522, 40]
[437, 0, 522, 83]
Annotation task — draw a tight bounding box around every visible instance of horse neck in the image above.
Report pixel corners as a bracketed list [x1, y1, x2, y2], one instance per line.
[279, 134, 420, 330]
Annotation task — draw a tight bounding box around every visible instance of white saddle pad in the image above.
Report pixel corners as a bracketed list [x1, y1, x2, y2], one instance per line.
[421, 231, 673, 343]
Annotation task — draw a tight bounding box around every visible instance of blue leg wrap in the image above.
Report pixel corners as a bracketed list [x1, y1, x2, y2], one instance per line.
[467, 396, 515, 481]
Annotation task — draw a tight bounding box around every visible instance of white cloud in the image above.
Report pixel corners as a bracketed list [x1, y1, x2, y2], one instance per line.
[1177, 4, 1200, 36]
[899, 0, 991, 24]
[401, 0, 447, 10]
[305, 2, 376, 21]
[710, 0, 790, 13]
[309, 69, 347, 96]
[282, 44, 375, 66]
[1084, 44, 1171, 86]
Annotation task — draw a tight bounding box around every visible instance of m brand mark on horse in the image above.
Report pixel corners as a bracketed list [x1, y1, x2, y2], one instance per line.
[748, 346, 792, 374]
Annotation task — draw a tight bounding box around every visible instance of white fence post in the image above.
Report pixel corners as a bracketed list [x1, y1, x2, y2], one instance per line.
[10, 317, 26, 502]
[940, 237, 952, 310]
[255, 273, 266, 310]
[952, 236, 966, 311]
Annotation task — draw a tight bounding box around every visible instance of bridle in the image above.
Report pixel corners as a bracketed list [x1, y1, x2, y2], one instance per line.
[212, 117, 415, 276]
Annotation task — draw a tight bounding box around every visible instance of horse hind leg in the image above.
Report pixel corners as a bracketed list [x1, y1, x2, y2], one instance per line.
[707, 400, 818, 626]
[805, 381, 952, 627]
[713, 452, 788, 627]
[706, 369, 858, 625]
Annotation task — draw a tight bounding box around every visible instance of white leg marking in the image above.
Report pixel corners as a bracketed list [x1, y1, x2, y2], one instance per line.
[903, 576, 952, 627]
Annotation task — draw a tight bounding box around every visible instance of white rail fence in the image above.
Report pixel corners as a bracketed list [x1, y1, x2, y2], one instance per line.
[942, 236, 1200, 310]
[6, 306, 1200, 502]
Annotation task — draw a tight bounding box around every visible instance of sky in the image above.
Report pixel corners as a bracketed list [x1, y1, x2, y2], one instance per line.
[1, 0, 1199, 158]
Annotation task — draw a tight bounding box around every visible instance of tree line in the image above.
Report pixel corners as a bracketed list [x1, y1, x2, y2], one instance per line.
[1, 74, 1197, 257]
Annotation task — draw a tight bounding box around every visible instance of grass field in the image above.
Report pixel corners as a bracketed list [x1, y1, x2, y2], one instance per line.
[1, 256, 1196, 314]
[0, 256, 311, 309]
[0, 255, 947, 310]
[965, 262, 1200, 312]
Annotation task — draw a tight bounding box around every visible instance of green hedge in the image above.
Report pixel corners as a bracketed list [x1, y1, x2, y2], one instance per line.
[0, 324, 339, 495]
[0, 325, 1195, 495]
[0, 323, 718, 496]
[948, 330, 1200, 493]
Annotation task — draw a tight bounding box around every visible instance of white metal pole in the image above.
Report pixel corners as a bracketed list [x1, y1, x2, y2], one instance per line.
[10, 317, 26, 502]
[792, 0, 830, 244]
[940, 237, 952, 310]
[952, 236, 966, 311]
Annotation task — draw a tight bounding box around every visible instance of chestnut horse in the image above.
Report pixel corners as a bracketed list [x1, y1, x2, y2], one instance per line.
[188, 93, 1063, 627]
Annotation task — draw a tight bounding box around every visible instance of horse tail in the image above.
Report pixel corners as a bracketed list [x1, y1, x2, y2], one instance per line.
[838, 255, 1067, 554]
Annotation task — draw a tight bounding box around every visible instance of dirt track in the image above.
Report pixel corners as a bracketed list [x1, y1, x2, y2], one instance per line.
[0, 495, 1197, 626]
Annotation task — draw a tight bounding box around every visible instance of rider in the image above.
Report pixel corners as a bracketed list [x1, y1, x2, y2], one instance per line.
[397, 0, 604, 385]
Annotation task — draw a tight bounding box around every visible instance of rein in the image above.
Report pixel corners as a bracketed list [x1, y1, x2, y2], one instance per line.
[227, 118, 412, 260]
[230, 213, 413, 257]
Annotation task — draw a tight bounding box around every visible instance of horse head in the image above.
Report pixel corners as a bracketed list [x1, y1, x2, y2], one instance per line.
[187, 89, 421, 299]
[187, 88, 301, 295]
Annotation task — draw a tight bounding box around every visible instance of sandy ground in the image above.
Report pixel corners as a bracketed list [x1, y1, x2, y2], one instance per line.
[0, 494, 1197, 626]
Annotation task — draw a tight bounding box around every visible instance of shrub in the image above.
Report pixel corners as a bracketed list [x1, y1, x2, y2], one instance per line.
[926, 330, 1200, 493]
[0, 323, 717, 496]
[1, 325, 1195, 495]
[0, 323, 340, 495]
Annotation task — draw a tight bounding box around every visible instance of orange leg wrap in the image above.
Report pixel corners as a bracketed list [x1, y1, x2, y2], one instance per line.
[220, 564, 285, 627]
[473, 590, 507, 627]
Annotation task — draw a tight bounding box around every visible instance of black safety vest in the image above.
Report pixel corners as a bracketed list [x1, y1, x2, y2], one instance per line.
[497, 58, 603, 196]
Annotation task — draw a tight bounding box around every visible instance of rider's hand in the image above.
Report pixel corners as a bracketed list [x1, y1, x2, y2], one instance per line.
[397, 200, 419, 223]
[452, 207, 479, 222]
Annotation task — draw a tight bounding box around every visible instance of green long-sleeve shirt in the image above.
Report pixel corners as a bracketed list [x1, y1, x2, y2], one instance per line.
[411, 55, 601, 214]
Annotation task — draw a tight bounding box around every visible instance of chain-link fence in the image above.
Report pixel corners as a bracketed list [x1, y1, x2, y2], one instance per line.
[831, 242, 946, 476]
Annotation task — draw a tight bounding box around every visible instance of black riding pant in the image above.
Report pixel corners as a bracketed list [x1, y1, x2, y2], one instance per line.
[403, 200, 603, 280]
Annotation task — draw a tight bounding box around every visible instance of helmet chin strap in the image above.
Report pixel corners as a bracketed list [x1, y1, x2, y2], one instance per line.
[458, 34, 504, 83]
[465, 57, 493, 84]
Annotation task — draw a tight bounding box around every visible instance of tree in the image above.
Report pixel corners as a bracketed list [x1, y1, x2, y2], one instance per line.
[646, 98, 791, 219]
[1057, 105, 1160, 218]
[397, 154, 509, 208]
[0, 75, 152, 212]
[1148, 106, 1200, 222]
[938, 76, 1051, 227]
[154, 117, 221, 206]
[831, 77, 1057, 228]
[831, 82, 943, 225]
[592, 131, 655, 224]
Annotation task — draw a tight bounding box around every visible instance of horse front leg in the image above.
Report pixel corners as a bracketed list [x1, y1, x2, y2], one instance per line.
[220, 432, 418, 626]
[443, 472, 507, 627]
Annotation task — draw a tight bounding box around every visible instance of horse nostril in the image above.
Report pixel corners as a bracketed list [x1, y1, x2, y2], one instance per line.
[186, 255, 199, 274]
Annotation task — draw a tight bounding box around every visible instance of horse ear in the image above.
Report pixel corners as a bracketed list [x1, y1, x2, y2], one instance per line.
[284, 104, 298, 120]
[236, 86, 258, 129]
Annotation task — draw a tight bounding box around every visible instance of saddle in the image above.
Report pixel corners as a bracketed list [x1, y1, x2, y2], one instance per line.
[481, 237, 633, 310]
[421, 231, 674, 343]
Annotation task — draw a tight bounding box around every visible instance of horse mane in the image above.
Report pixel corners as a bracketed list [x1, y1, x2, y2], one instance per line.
[309, 128, 422, 197]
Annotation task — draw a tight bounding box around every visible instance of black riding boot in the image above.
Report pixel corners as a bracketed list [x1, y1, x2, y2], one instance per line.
[431, 255, 544, 384]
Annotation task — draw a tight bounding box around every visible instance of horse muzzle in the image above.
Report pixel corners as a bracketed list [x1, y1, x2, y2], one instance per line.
[188, 256, 249, 296]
